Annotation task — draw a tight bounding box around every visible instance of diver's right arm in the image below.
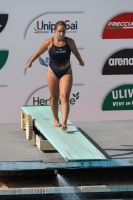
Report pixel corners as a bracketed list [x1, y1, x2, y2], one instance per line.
[25, 39, 50, 68]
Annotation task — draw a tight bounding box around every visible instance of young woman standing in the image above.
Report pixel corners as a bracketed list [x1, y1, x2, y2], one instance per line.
[25, 21, 84, 131]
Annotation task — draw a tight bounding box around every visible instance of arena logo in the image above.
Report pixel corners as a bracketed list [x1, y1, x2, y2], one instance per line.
[102, 13, 133, 39]
[0, 50, 9, 70]
[0, 14, 8, 33]
[33, 92, 79, 106]
[34, 20, 78, 33]
[102, 85, 133, 111]
[102, 49, 133, 75]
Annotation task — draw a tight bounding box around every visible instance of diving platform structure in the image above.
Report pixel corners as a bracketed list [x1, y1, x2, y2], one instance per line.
[21, 106, 106, 161]
[0, 108, 133, 171]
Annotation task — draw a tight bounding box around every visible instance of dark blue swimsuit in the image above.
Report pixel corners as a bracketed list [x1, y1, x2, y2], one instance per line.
[48, 37, 71, 79]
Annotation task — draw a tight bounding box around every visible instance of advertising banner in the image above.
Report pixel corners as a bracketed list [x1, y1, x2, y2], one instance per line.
[1, 0, 133, 123]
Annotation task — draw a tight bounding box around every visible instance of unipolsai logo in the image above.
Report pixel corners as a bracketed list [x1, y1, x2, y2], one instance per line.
[102, 85, 133, 111]
[34, 20, 78, 34]
[0, 14, 8, 33]
[0, 50, 9, 70]
[24, 12, 84, 38]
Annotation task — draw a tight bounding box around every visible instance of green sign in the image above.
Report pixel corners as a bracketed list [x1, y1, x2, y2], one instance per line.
[0, 50, 9, 70]
[102, 84, 133, 110]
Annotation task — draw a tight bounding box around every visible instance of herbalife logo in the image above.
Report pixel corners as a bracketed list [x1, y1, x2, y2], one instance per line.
[0, 14, 8, 33]
[102, 13, 133, 39]
[102, 49, 133, 75]
[102, 85, 133, 111]
[33, 92, 79, 106]
[0, 50, 9, 70]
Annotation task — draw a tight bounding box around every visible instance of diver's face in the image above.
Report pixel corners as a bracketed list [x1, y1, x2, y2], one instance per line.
[55, 25, 66, 40]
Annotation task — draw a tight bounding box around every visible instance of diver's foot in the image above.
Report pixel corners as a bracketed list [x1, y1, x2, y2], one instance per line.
[62, 125, 67, 131]
[54, 119, 61, 127]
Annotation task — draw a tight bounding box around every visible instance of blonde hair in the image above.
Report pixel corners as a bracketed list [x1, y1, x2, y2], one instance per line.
[54, 21, 66, 30]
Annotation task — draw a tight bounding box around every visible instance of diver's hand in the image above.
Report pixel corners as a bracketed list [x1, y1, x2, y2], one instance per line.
[79, 60, 84, 66]
[25, 63, 32, 69]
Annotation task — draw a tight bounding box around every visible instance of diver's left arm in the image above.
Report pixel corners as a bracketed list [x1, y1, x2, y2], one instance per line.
[68, 38, 84, 66]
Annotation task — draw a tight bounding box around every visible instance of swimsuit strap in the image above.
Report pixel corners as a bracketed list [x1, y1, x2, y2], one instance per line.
[52, 37, 54, 45]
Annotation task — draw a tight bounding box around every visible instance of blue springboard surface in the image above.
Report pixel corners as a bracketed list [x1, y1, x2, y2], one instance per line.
[22, 106, 106, 161]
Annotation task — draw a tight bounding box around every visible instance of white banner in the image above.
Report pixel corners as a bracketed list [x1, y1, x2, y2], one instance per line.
[0, 0, 133, 123]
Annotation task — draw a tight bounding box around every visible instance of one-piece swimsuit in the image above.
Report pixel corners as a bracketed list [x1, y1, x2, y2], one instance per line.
[48, 37, 71, 79]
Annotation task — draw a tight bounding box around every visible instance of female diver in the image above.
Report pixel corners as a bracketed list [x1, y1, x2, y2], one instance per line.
[25, 21, 84, 131]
